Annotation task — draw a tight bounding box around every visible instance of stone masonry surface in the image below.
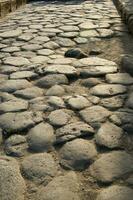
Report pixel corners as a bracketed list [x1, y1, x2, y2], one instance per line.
[0, 0, 133, 200]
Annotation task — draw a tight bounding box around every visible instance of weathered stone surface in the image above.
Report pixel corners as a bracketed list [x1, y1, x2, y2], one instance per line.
[81, 78, 101, 87]
[56, 121, 94, 143]
[22, 44, 42, 51]
[101, 95, 125, 109]
[90, 151, 133, 183]
[0, 79, 32, 93]
[34, 172, 80, 200]
[126, 92, 133, 108]
[56, 37, 76, 47]
[67, 96, 91, 110]
[30, 56, 49, 64]
[5, 135, 28, 157]
[96, 185, 133, 200]
[59, 138, 97, 170]
[0, 99, 28, 113]
[44, 65, 77, 76]
[80, 106, 110, 125]
[60, 25, 79, 32]
[0, 156, 26, 200]
[48, 96, 65, 108]
[37, 49, 54, 56]
[0, 111, 42, 133]
[95, 122, 124, 148]
[27, 122, 56, 152]
[3, 57, 30, 66]
[14, 87, 44, 99]
[46, 85, 65, 96]
[0, 29, 22, 38]
[79, 21, 98, 29]
[48, 109, 71, 126]
[36, 74, 68, 88]
[10, 71, 37, 79]
[64, 48, 87, 59]
[21, 153, 58, 185]
[106, 73, 133, 85]
[90, 84, 126, 97]
[121, 55, 133, 76]
[80, 30, 99, 37]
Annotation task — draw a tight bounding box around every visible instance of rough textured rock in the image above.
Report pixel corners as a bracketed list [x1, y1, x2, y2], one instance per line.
[14, 87, 44, 99]
[44, 65, 77, 76]
[96, 185, 133, 200]
[90, 151, 133, 183]
[0, 156, 26, 200]
[67, 96, 91, 110]
[56, 121, 94, 143]
[59, 138, 97, 170]
[46, 85, 65, 96]
[106, 73, 133, 85]
[95, 122, 124, 148]
[27, 122, 56, 152]
[34, 172, 80, 200]
[0, 111, 43, 133]
[21, 153, 58, 185]
[3, 57, 30, 66]
[48, 110, 71, 126]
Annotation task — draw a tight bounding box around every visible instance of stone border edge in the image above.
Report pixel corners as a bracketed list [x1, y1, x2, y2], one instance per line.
[0, 0, 27, 18]
[113, 0, 133, 35]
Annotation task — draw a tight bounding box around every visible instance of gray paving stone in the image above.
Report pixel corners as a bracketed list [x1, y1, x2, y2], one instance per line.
[59, 138, 97, 170]
[37, 49, 54, 56]
[67, 96, 91, 110]
[3, 57, 30, 66]
[0, 156, 26, 200]
[0, 29, 22, 38]
[10, 71, 37, 79]
[0, 79, 32, 93]
[46, 85, 65, 96]
[96, 185, 133, 200]
[59, 25, 79, 32]
[27, 122, 55, 152]
[21, 153, 58, 185]
[80, 30, 99, 37]
[22, 44, 42, 51]
[56, 121, 94, 144]
[56, 37, 76, 47]
[101, 95, 125, 109]
[90, 151, 133, 183]
[44, 65, 77, 76]
[48, 96, 65, 108]
[106, 73, 133, 85]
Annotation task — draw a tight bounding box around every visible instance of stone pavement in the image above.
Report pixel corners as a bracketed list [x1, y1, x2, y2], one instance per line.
[0, 0, 133, 199]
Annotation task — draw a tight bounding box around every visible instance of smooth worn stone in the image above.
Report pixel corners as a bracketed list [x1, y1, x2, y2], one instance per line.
[64, 48, 88, 59]
[95, 122, 124, 149]
[18, 33, 34, 41]
[47, 58, 74, 65]
[3, 57, 30, 66]
[1, 46, 20, 53]
[29, 25, 43, 29]
[96, 185, 133, 200]
[106, 73, 133, 85]
[121, 55, 133, 76]
[0, 79, 32, 93]
[33, 36, 50, 42]
[59, 25, 79, 32]
[0, 111, 42, 133]
[90, 151, 133, 183]
[67, 96, 91, 110]
[101, 95, 125, 109]
[5, 135, 28, 157]
[48, 96, 65, 108]
[0, 99, 28, 113]
[27, 122, 56, 152]
[59, 138, 97, 170]
[97, 29, 114, 38]
[56, 37, 76, 47]
[0, 29, 22, 38]
[30, 56, 49, 64]
[14, 87, 44, 99]
[48, 109, 71, 126]
[21, 153, 58, 185]
[80, 106, 110, 126]
[44, 65, 77, 76]
[79, 21, 98, 29]
[73, 57, 117, 68]
[80, 30, 99, 37]
[35, 172, 80, 200]
[74, 37, 88, 44]
[59, 32, 79, 38]
[56, 121, 94, 144]
[10, 71, 37, 79]
[36, 74, 68, 88]
[43, 41, 59, 49]
[22, 44, 42, 51]
[90, 84, 127, 97]
[46, 85, 65, 96]
[37, 49, 54, 56]
[80, 66, 117, 77]
[0, 92, 16, 102]
[0, 156, 26, 200]
[81, 78, 101, 87]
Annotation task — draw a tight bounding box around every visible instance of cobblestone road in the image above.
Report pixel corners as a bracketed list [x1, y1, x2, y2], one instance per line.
[0, 0, 133, 200]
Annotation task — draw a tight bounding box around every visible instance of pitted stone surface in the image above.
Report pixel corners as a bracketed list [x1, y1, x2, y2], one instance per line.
[21, 153, 58, 185]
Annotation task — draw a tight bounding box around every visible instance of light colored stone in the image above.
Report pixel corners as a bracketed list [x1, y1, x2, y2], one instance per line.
[106, 73, 133, 85]
[10, 71, 37, 79]
[48, 110, 71, 126]
[3, 57, 30, 66]
[0, 29, 22, 38]
[44, 65, 77, 76]
[14, 87, 44, 99]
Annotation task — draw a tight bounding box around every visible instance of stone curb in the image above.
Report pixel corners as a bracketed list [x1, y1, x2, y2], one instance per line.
[113, 0, 133, 34]
[0, 0, 27, 18]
